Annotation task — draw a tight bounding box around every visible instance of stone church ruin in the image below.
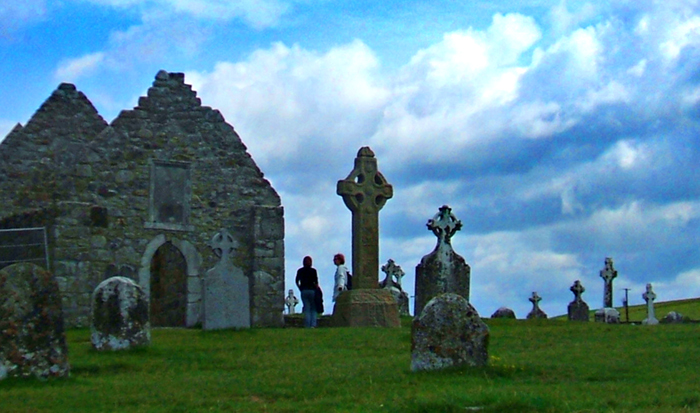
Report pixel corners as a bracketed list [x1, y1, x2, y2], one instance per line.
[0, 70, 285, 328]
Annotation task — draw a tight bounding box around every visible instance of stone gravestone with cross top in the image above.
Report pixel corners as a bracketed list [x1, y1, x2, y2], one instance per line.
[331, 147, 400, 327]
[567, 280, 590, 321]
[599, 257, 617, 308]
[526, 291, 548, 319]
[414, 205, 471, 317]
[203, 229, 250, 330]
[379, 259, 410, 316]
[642, 283, 659, 325]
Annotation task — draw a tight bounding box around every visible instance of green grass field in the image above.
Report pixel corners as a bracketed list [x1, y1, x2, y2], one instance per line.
[2, 302, 700, 412]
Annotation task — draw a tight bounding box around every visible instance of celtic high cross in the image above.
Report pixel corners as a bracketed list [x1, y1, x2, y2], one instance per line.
[599, 257, 617, 308]
[570, 280, 585, 303]
[337, 147, 393, 289]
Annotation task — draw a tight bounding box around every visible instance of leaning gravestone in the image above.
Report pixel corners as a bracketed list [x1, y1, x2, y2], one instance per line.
[91, 276, 150, 351]
[204, 229, 250, 330]
[379, 259, 410, 316]
[0, 263, 70, 379]
[332, 147, 400, 327]
[567, 280, 590, 321]
[414, 205, 470, 317]
[642, 283, 658, 325]
[411, 293, 489, 371]
[526, 291, 548, 319]
[491, 307, 516, 319]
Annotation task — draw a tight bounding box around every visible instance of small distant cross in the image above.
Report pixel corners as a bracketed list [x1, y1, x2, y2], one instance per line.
[209, 229, 238, 260]
[529, 292, 542, 309]
[570, 280, 585, 302]
[427, 205, 462, 246]
[381, 259, 405, 289]
[642, 283, 656, 303]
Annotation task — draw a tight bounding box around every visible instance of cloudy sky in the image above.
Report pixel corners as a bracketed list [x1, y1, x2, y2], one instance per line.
[2, 0, 700, 318]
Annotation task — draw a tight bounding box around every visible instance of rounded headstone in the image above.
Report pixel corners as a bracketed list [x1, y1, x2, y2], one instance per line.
[490, 306, 516, 319]
[91, 276, 150, 351]
[661, 311, 687, 324]
[411, 293, 489, 371]
[0, 263, 70, 379]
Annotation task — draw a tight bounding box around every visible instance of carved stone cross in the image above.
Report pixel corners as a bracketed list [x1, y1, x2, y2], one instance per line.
[209, 229, 238, 261]
[642, 283, 658, 325]
[337, 147, 393, 289]
[599, 257, 617, 308]
[381, 258, 405, 289]
[427, 205, 462, 247]
[529, 291, 542, 310]
[570, 280, 585, 302]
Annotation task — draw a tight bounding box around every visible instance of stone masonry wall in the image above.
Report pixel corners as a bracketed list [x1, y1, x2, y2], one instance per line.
[0, 71, 285, 327]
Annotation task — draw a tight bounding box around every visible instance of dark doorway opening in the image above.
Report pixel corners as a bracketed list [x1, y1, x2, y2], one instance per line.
[150, 242, 187, 327]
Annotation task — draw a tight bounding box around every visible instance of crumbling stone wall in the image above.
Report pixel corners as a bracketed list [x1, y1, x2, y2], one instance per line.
[0, 71, 285, 328]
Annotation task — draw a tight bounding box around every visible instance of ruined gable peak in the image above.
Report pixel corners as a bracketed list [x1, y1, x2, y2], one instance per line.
[133, 70, 202, 113]
[21, 82, 108, 141]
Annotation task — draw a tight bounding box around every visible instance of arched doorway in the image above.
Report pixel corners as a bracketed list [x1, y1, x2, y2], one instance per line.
[150, 241, 187, 327]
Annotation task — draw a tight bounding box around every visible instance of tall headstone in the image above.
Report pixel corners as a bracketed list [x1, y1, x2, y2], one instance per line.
[642, 283, 658, 325]
[203, 229, 250, 330]
[599, 257, 617, 308]
[526, 291, 548, 319]
[411, 293, 489, 371]
[0, 263, 70, 379]
[91, 276, 150, 351]
[567, 280, 590, 321]
[414, 205, 471, 316]
[332, 147, 400, 327]
[379, 259, 410, 316]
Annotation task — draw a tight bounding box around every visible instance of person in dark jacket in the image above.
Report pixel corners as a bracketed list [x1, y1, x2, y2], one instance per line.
[295, 256, 319, 328]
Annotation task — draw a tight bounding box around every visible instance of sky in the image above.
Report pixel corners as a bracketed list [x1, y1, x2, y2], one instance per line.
[1, 0, 700, 319]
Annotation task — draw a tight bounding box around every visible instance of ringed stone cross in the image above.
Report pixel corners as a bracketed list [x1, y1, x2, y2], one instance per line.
[570, 280, 585, 302]
[599, 257, 617, 308]
[642, 283, 658, 325]
[427, 205, 463, 247]
[381, 258, 405, 289]
[529, 291, 542, 310]
[337, 147, 393, 289]
[209, 229, 238, 261]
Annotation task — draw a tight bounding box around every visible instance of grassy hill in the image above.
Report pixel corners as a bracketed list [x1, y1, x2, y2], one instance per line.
[2, 317, 700, 412]
[552, 297, 700, 322]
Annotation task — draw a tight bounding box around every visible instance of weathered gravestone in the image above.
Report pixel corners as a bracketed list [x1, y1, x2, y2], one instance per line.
[594, 307, 620, 323]
[642, 283, 658, 325]
[526, 292, 548, 319]
[203, 229, 250, 330]
[91, 276, 150, 351]
[379, 259, 410, 316]
[567, 280, 590, 321]
[332, 147, 400, 328]
[0, 263, 70, 379]
[414, 205, 470, 317]
[411, 293, 489, 371]
[661, 311, 688, 324]
[490, 307, 516, 319]
[599, 257, 617, 308]
[285, 289, 299, 315]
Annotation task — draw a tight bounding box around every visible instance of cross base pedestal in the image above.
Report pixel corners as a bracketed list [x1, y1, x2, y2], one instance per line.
[331, 289, 401, 328]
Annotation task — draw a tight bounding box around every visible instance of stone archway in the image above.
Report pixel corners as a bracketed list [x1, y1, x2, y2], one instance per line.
[150, 242, 187, 327]
[139, 235, 202, 327]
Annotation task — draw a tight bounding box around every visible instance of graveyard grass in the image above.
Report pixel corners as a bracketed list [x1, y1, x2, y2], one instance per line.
[3, 304, 700, 412]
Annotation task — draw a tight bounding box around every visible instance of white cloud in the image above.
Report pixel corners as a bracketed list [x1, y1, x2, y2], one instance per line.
[54, 52, 105, 82]
[187, 40, 389, 168]
[0, 1, 47, 35]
